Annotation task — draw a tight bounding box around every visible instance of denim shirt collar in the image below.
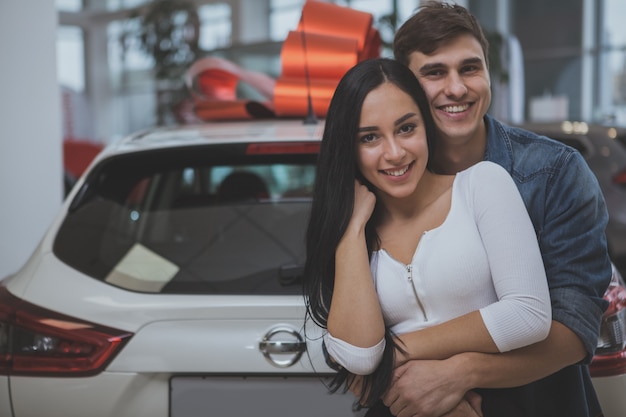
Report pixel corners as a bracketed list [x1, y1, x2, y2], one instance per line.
[483, 114, 514, 171]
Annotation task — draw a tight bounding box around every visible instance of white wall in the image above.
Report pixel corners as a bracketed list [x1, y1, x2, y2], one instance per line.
[0, 1, 63, 279]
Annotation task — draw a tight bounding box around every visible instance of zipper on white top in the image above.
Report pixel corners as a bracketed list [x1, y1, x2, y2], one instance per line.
[407, 264, 428, 321]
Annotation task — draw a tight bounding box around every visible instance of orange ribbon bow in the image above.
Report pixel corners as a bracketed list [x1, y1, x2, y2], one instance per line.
[186, 0, 381, 121]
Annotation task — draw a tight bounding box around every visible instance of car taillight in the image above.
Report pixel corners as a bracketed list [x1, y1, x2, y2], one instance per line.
[611, 169, 626, 186]
[246, 142, 320, 155]
[590, 268, 626, 377]
[0, 286, 132, 377]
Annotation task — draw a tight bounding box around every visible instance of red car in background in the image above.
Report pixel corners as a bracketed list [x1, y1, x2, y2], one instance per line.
[63, 139, 104, 196]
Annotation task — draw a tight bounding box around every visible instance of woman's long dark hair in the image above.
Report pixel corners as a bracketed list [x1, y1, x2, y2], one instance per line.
[303, 58, 437, 407]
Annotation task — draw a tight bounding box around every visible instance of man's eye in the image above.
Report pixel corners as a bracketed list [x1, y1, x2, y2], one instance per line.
[461, 65, 480, 74]
[423, 69, 444, 77]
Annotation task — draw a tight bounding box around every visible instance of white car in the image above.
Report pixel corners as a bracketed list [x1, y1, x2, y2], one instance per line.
[0, 119, 358, 417]
[1, 119, 624, 416]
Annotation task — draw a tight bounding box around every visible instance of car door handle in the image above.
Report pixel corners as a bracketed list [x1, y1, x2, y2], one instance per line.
[259, 326, 306, 367]
[259, 339, 306, 354]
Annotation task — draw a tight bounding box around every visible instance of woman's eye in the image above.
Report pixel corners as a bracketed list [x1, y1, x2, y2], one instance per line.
[398, 124, 416, 134]
[359, 133, 377, 143]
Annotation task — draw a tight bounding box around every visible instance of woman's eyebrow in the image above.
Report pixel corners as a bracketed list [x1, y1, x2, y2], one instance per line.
[357, 126, 377, 133]
[395, 113, 417, 126]
[357, 113, 417, 132]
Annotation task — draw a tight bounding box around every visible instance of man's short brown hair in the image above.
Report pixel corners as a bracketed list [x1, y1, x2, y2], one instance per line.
[393, 1, 489, 68]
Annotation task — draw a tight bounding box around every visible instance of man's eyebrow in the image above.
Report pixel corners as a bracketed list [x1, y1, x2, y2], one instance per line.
[461, 57, 484, 67]
[418, 57, 484, 75]
[418, 62, 445, 75]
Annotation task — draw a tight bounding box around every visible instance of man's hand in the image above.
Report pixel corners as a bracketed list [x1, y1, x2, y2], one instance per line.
[445, 391, 482, 417]
[384, 388, 482, 417]
[440, 398, 482, 417]
[383, 359, 473, 417]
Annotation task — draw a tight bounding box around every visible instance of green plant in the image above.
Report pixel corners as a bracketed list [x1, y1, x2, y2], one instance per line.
[132, 0, 201, 80]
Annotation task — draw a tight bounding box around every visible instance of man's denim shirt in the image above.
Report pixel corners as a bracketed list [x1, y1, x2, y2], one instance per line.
[483, 114, 612, 359]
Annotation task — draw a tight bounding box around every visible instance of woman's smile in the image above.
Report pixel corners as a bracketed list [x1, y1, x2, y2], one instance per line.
[381, 161, 414, 178]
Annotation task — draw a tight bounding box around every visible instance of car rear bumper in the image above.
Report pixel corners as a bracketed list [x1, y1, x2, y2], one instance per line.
[9, 372, 169, 417]
[7, 372, 360, 417]
[592, 374, 626, 417]
[0, 377, 11, 417]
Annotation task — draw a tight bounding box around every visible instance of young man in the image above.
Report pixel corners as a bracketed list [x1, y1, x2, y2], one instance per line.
[384, 2, 612, 417]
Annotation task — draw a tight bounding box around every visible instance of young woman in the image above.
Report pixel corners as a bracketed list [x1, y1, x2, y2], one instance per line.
[302, 58, 551, 415]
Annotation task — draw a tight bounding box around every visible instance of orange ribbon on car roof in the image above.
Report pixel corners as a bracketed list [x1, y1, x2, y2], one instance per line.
[186, 0, 381, 121]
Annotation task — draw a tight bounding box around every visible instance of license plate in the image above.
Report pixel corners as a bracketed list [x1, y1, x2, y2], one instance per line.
[170, 376, 364, 417]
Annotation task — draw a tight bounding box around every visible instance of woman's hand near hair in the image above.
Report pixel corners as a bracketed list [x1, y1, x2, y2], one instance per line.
[327, 180, 384, 349]
[350, 179, 377, 232]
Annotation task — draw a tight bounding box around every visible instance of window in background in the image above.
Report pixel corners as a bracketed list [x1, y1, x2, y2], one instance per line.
[396, 0, 420, 23]
[344, 0, 394, 55]
[55, 0, 82, 12]
[198, 3, 232, 51]
[105, 0, 151, 11]
[107, 18, 157, 138]
[598, 0, 626, 124]
[57, 25, 85, 92]
[323, 0, 420, 23]
[108, 18, 154, 88]
[270, 0, 304, 41]
[337, 0, 392, 17]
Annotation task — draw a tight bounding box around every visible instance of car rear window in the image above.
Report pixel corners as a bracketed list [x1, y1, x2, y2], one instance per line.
[53, 142, 318, 295]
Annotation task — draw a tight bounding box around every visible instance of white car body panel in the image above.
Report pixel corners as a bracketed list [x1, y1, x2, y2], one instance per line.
[592, 375, 626, 417]
[9, 373, 359, 417]
[9, 373, 169, 417]
[5, 252, 334, 373]
[107, 319, 329, 373]
[0, 377, 11, 417]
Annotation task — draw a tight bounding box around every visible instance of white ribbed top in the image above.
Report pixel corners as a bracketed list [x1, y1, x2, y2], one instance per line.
[325, 161, 551, 375]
